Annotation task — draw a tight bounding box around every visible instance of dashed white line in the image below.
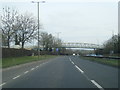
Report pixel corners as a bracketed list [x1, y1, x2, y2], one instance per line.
[36, 66, 39, 68]
[75, 65, 84, 73]
[24, 71, 29, 74]
[31, 68, 35, 71]
[69, 57, 72, 62]
[71, 61, 74, 64]
[91, 80, 104, 90]
[70, 57, 104, 90]
[41, 63, 45, 65]
[0, 83, 6, 87]
[13, 75, 21, 79]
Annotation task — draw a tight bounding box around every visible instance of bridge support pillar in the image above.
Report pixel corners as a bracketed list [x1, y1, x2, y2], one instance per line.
[93, 48, 96, 54]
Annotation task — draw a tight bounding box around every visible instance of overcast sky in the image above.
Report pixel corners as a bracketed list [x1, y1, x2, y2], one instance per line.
[0, 0, 118, 45]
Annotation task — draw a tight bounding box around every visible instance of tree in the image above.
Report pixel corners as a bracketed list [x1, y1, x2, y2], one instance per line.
[40, 32, 54, 51]
[53, 37, 62, 48]
[118, 34, 120, 54]
[103, 35, 118, 54]
[14, 13, 37, 49]
[39, 32, 63, 52]
[12, 15, 22, 45]
[1, 7, 38, 49]
[1, 7, 18, 48]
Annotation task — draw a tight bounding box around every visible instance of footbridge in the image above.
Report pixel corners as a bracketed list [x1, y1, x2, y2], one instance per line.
[60, 42, 103, 49]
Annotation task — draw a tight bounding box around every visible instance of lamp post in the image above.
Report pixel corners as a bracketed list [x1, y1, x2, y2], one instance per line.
[32, 1, 45, 59]
[112, 30, 114, 55]
[55, 32, 61, 39]
[55, 32, 61, 55]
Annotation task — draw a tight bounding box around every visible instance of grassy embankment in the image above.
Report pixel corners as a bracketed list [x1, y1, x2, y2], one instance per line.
[1, 55, 57, 68]
[81, 56, 120, 68]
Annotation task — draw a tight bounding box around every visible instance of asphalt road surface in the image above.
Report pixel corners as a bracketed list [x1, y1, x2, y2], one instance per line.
[1, 56, 119, 89]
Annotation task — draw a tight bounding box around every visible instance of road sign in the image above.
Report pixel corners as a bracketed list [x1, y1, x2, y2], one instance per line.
[56, 48, 59, 52]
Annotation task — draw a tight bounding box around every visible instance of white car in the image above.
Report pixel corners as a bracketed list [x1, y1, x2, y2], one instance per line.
[73, 53, 76, 56]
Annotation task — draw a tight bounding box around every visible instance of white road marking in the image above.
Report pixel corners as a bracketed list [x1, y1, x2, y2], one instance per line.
[83, 73, 90, 81]
[31, 68, 35, 70]
[13, 75, 21, 79]
[0, 83, 6, 87]
[91, 80, 104, 90]
[36, 66, 39, 68]
[24, 71, 29, 74]
[69, 58, 72, 62]
[75, 65, 84, 73]
[71, 61, 74, 65]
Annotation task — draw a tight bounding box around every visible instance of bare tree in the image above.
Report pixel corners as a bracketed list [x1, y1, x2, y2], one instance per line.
[103, 35, 118, 54]
[17, 13, 37, 49]
[40, 32, 53, 51]
[118, 34, 120, 54]
[1, 7, 18, 48]
[53, 37, 62, 48]
[39, 32, 62, 52]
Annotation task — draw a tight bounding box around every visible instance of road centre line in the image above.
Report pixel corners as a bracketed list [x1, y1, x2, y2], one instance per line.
[91, 80, 104, 90]
[31, 68, 35, 71]
[69, 57, 103, 90]
[13, 75, 21, 80]
[72, 62, 74, 64]
[69, 57, 72, 62]
[75, 65, 84, 73]
[2, 62, 49, 87]
[36, 66, 39, 68]
[0, 83, 6, 87]
[69, 57, 75, 64]
[24, 71, 29, 74]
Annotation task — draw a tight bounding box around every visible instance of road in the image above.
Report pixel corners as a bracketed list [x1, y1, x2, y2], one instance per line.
[2, 56, 119, 89]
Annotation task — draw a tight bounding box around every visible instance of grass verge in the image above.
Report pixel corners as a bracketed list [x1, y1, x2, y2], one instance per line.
[2, 55, 57, 68]
[80, 56, 120, 68]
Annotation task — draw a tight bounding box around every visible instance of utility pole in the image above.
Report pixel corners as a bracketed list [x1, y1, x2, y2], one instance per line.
[55, 32, 61, 39]
[112, 30, 114, 55]
[32, 1, 45, 59]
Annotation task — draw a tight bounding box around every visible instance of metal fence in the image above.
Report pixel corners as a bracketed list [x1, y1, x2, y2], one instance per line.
[85, 55, 120, 60]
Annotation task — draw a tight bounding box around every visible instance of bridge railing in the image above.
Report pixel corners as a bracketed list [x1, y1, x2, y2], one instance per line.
[61, 42, 103, 49]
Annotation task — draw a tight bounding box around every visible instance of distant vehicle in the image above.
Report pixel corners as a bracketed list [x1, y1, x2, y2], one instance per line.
[96, 55, 103, 57]
[86, 54, 96, 56]
[90, 54, 96, 56]
[86, 54, 103, 57]
[73, 53, 76, 56]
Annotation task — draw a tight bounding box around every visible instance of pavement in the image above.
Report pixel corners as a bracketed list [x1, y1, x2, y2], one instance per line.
[1, 56, 119, 89]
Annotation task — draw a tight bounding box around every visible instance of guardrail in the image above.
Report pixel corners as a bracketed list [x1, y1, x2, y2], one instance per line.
[84, 56, 120, 60]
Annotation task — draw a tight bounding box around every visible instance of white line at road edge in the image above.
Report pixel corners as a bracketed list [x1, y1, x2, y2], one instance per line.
[75, 65, 84, 73]
[0, 83, 6, 87]
[13, 75, 21, 79]
[91, 80, 104, 90]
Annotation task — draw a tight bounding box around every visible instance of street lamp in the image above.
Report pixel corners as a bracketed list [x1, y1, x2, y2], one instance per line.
[55, 32, 61, 39]
[32, 1, 45, 59]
